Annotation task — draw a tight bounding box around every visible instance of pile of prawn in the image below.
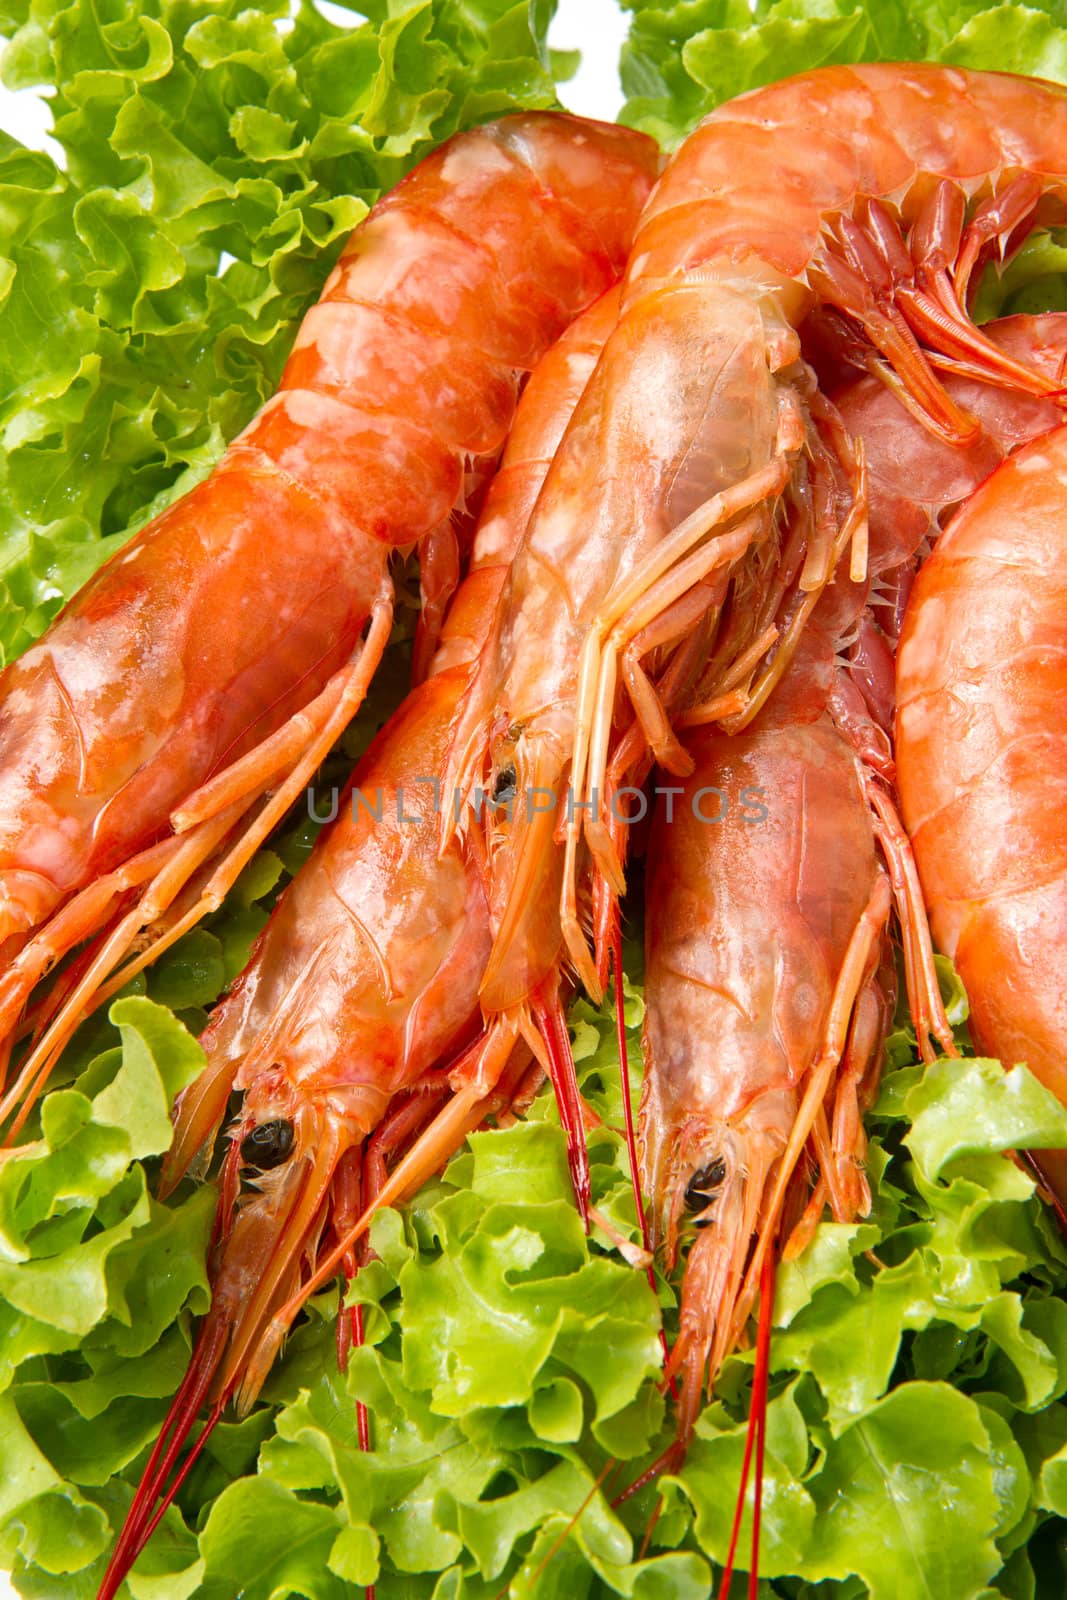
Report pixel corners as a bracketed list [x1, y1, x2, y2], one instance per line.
[3, 63, 1067, 1600]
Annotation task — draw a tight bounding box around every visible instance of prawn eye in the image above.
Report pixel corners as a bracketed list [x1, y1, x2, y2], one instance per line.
[684, 1156, 726, 1214]
[241, 1119, 294, 1170]
[492, 764, 517, 805]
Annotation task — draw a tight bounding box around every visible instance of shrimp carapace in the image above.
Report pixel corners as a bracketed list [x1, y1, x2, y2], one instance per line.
[95, 292, 627, 1600]
[896, 420, 1067, 1207]
[0, 115, 660, 1143]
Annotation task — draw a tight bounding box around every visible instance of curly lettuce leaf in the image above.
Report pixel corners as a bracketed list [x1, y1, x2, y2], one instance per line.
[618, 0, 1067, 146]
[0, 1000, 215, 1585]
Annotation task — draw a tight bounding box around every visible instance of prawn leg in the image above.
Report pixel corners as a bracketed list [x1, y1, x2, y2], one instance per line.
[561, 465, 789, 992]
[575, 516, 763, 899]
[826, 973, 893, 1221]
[0, 801, 246, 1143]
[866, 779, 956, 1062]
[172, 625, 387, 833]
[733, 871, 893, 1353]
[0, 834, 179, 1055]
[1, 590, 395, 1123]
[142, 591, 395, 955]
[572, 417, 858, 984]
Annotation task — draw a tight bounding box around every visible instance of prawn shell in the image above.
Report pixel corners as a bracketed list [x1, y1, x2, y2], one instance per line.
[641, 714, 880, 1231]
[629, 64, 1067, 290]
[896, 422, 1067, 1104]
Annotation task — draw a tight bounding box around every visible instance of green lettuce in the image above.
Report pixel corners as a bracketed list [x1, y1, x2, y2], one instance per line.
[618, 0, 1067, 147]
[9, 983, 1066, 1598]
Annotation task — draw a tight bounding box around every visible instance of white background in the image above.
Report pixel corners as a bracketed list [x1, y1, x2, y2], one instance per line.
[0, 0, 626, 152]
[0, 3, 622, 1597]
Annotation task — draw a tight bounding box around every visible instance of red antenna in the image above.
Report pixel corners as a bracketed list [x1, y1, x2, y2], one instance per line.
[717, 1251, 776, 1600]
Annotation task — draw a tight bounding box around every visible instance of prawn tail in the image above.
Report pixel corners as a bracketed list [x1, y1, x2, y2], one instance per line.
[810, 178, 1067, 447]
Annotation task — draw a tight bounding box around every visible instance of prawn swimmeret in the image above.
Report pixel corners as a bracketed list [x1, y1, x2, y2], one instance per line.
[437, 67, 1067, 1216]
[95, 292, 624, 1600]
[0, 113, 659, 1141]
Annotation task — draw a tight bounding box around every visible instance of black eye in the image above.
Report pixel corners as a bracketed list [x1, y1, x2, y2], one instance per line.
[240, 1119, 294, 1170]
[684, 1156, 727, 1213]
[492, 765, 517, 805]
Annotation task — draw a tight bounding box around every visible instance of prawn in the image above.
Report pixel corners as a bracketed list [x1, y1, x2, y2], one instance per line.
[438, 68, 1067, 1208]
[623, 311, 1067, 1594]
[95, 290, 623, 1600]
[621, 553, 933, 1596]
[631, 684, 897, 1598]
[896, 418, 1067, 1212]
[0, 113, 659, 1141]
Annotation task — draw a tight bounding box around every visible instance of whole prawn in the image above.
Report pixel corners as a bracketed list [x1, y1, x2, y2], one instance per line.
[0, 114, 659, 1140]
[896, 419, 1067, 1210]
[95, 290, 623, 1600]
[438, 67, 1067, 1216]
[621, 519, 946, 1596]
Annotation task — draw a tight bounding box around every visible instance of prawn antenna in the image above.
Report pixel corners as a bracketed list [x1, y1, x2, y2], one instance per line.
[530, 982, 592, 1228]
[611, 918, 676, 1385]
[97, 1316, 231, 1600]
[350, 1306, 377, 1600]
[717, 1249, 776, 1600]
[499, 1456, 620, 1598]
